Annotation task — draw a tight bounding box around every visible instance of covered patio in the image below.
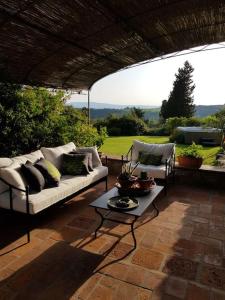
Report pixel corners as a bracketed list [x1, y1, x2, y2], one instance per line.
[1, 1, 225, 299]
[1, 175, 225, 299]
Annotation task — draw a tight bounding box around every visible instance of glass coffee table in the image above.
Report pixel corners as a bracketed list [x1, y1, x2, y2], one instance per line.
[89, 185, 164, 249]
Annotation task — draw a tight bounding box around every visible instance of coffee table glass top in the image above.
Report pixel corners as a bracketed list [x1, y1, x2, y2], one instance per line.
[89, 186, 164, 217]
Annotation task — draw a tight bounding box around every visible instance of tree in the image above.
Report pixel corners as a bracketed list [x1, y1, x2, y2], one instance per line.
[0, 84, 107, 156]
[130, 107, 145, 120]
[160, 61, 195, 120]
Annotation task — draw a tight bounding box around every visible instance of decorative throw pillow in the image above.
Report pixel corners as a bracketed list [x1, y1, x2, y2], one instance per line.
[35, 158, 61, 187]
[76, 146, 102, 168]
[62, 153, 90, 175]
[70, 151, 94, 171]
[138, 152, 163, 166]
[21, 161, 45, 192]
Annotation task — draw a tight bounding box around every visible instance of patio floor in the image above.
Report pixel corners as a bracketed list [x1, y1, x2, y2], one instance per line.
[1, 176, 225, 299]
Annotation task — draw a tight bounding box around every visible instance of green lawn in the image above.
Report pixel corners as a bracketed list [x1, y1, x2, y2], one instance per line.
[100, 136, 220, 165]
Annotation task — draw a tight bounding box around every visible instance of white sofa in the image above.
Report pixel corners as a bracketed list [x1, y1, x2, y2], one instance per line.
[123, 140, 175, 188]
[0, 142, 108, 215]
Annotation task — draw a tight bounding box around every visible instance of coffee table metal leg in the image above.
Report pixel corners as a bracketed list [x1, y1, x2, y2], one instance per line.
[94, 208, 105, 238]
[131, 216, 138, 249]
[152, 202, 159, 216]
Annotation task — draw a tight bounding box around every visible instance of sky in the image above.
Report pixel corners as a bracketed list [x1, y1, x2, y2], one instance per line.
[70, 45, 225, 107]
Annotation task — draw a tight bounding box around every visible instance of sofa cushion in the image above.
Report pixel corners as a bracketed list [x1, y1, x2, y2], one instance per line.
[41, 142, 76, 170]
[0, 158, 13, 193]
[62, 153, 90, 175]
[12, 150, 44, 164]
[0, 162, 26, 198]
[0, 158, 13, 168]
[0, 165, 108, 214]
[132, 140, 175, 163]
[21, 161, 45, 192]
[76, 146, 102, 168]
[35, 158, 61, 187]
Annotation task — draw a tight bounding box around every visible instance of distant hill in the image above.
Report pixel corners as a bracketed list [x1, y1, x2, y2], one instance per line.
[68, 101, 158, 109]
[195, 105, 225, 117]
[67, 102, 225, 120]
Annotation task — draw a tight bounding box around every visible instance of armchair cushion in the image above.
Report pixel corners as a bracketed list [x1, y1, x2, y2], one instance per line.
[138, 152, 163, 166]
[132, 140, 175, 163]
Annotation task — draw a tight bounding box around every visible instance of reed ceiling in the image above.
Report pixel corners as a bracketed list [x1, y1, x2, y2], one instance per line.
[0, 0, 225, 90]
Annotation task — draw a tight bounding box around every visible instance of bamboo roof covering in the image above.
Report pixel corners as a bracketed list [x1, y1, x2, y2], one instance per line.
[0, 0, 225, 90]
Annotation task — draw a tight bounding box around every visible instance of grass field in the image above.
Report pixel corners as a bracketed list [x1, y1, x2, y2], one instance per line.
[100, 136, 220, 165]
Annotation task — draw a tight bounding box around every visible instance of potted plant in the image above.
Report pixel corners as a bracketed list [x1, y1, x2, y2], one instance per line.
[177, 142, 203, 169]
[117, 162, 139, 189]
[137, 171, 155, 190]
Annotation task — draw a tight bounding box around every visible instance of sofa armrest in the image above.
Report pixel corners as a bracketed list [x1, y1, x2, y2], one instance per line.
[0, 177, 30, 213]
[0, 176, 27, 192]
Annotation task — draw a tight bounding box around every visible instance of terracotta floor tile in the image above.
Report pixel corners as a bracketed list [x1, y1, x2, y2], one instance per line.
[191, 234, 223, 249]
[204, 245, 223, 266]
[75, 273, 102, 300]
[212, 203, 225, 216]
[140, 230, 160, 249]
[50, 225, 86, 243]
[163, 256, 198, 280]
[125, 264, 146, 286]
[193, 223, 209, 236]
[115, 280, 152, 300]
[0, 253, 18, 270]
[68, 215, 96, 230]
[107, 241, 134, 259]
[174, 239, 205, 262]
[142, 270, 167, 290]
[1, 179, 225, 298]
[186, 282, 210, 300]
[211, 289, 225, 300]
[198, 265, 225, 290]
[100, 262, 129, 281]
[209, 215, 224, 226]
[132, 247, 164, 271]
[0, 286, 17, 300]
[209, 225, 225, 241]
[164, 276, 188, 299]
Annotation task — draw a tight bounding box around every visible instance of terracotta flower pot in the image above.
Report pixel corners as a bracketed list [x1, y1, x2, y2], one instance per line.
[177, 156, 203, 169]
[137, 177, 155, 190]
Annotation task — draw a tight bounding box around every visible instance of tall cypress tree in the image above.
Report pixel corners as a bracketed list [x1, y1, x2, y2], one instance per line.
[160, 60, 195, 120]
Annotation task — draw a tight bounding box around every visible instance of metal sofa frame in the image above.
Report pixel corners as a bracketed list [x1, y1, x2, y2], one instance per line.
[0, 157, 108, 244]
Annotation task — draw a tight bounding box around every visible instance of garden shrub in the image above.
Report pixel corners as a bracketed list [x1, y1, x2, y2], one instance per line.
[0, 84, 106, 156]
[169, 129, 185, 143]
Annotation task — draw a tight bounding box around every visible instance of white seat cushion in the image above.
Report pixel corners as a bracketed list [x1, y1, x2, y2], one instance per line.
[126, 161, 167, 179]
[132, 140, 175, 163]
[0, 166, 108, 214]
